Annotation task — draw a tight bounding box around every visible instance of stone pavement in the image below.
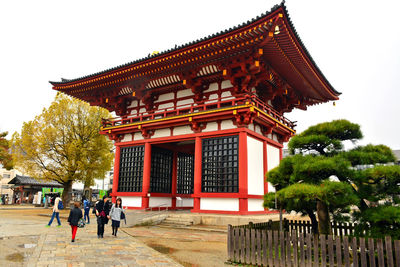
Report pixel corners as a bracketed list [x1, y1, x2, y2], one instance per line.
[27, 223, 183, 267]
[0, 209, 182, 267]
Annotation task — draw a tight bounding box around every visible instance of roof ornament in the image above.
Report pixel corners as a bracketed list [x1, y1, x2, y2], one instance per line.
[274, 25, 280, 35]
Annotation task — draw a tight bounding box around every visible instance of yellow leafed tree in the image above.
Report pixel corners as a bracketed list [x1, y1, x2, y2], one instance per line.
[12, 93, 114, 204]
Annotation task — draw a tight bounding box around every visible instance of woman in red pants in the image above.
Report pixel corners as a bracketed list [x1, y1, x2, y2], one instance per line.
[68, 202, 83, 242]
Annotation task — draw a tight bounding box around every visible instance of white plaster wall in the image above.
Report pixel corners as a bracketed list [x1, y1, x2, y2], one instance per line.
[176, 198, 194, 207]
[121, 196, 142, 208]
[134, 132, 144, 141]
[221, 80, 232, 89]
[203, 122, 218, 132]
[149, 197, 172, 207]
[177, 98, 194, 107]
[158, 102, 174, 110]
[155, 92, 174, 103]
[255, 125, 262, 135]
[247, 136, 264, 195]
[130, 109, 137, 116]
[267, 144, 281, 192]
[221, 91, 233, 98]
[121, 134, 132, 142]
[248, 199, 264, 211]
[139, 108, 146, 113]
[272, 134, 279, 142]
[208, 93, 218, 100]
[220, 120, 235, 130]
[173, 125, 192, 136]
[153, 128, 170, 138]
[204, 82, 218, 93]
[177, 89, 194, 98]
[200, 198, 239, 211]
[127, 101, 138, 109]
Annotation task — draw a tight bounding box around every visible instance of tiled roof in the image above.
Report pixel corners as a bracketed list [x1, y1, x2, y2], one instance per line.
[8, 175, 63, 187]
[50, 2, 281, 85]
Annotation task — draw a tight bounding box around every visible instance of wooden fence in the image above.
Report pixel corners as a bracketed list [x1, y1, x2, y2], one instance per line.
[233, 219, 357, 237]
[227, 226, 400, 267]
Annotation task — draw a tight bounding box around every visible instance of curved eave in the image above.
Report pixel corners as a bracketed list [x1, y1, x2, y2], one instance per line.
[50, 2, 339, 104]
[49, 4, 284, 87]
[280, 4, 340, 99]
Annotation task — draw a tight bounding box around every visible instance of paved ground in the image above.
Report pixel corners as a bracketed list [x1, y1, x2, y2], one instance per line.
[124, 226, 227, 267]
[0, 208, 182, 267]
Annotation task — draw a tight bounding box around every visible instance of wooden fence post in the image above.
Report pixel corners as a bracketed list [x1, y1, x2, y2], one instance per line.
[385, 236, 394, 267]
[377, 238, 385, 267]
[336, 236, 342, 267]
[360, 237, 367, 267]
[286, 231, 292, 267]
[394, 240, 400, 267]
[352, 236, 358, 267]
[256, 229, 262, 265]
[368, 238, 376, 267]
[313, 234, 319, 267]
[327, 235, 334, 267]
[320, 235, 326, 267]
[342, 236, 350, 267]
[227, 224, 232, 261]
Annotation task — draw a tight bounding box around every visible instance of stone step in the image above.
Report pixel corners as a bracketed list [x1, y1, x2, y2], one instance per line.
[162, 220, 193, 225]
[163, 217, 193, 223]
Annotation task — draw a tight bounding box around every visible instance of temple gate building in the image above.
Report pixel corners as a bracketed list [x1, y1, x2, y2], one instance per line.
[50, 3, 339, 214]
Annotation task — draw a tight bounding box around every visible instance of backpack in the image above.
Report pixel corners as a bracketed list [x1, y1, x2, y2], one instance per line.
[78, 218, 85, 228]
[58, 200, 64, 210]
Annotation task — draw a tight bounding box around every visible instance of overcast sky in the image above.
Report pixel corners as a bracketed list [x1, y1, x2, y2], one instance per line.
[1, 0, 399, 150]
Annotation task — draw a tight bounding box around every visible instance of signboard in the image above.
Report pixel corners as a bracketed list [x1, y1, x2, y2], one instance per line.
[42, 187, 64, 195]
[42, 188, 51, 195]
[53, 188, 64, 194]
[99, 190, 107, 199]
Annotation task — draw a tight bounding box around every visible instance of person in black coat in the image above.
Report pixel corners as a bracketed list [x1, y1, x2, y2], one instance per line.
[94, 195, 111, 238]
[67, 202, 83, 242]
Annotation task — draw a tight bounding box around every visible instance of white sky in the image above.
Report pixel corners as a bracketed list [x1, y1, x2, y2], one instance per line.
[1, 0, 399, 149]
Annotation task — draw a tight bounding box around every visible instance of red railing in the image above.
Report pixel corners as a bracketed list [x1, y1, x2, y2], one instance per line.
[249, 95, 296, 129]
[102, 95, 295, 129]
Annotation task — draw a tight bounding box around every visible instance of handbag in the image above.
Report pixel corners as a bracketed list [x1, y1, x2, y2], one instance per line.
[78, 218, 85, 228]
[120, 211, 125, 220]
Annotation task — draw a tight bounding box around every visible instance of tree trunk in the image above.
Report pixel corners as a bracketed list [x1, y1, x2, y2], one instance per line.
[62, 180, 73, 209]
[306, 208, 319, 235]
[317, 200, 331, 235]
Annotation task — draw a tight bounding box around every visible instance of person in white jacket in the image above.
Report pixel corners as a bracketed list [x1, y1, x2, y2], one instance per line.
[108, 198, 124, 237]
[46, 195, 62, 227]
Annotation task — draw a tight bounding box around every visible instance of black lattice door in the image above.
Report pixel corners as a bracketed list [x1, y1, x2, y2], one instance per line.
[177, 152, 194, 194]
[150, 147, 173, 193]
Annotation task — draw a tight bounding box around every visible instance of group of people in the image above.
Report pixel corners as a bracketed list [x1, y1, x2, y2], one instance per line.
[46, 195, 125, 242]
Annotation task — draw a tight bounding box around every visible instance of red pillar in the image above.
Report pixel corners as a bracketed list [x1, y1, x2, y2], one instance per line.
[171, 151, 178, 209]
[239, 131, 248, 213]
[142, 142, 152, 209]
[111, 145, 121, 203]
[192, 136, 202, 212]
[263, 141, 268, 195]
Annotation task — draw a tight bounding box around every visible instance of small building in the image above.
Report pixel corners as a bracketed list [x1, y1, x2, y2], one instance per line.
[8, 175, 63, 204]
[50, 3, 339, 214]
[0, 168, 20, 204]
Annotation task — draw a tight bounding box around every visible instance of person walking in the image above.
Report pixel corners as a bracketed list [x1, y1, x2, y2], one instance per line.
[108, 198, 125, 237]
[94, 195, 111, 238]
[67, 201, 83, 242]
[82, 196, 91, 224]
[46, 194, 62, 227]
